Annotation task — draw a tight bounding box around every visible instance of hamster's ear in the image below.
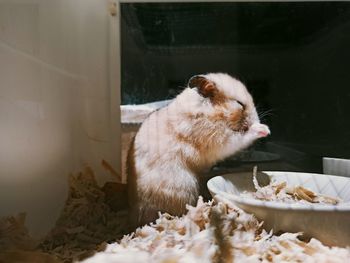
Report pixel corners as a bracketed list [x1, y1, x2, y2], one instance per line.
[188, 75, 217, 99]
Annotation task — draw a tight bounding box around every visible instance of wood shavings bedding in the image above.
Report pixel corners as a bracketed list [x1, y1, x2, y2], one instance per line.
[0, 213, 37, 252]
[2, 166, 349, 262]
[0, 167, 128, 263]
[0, 211, 60, 263]
[39, 167, 129, 262]
[241, 166, 343, 205]
[81, 195, 350, 263]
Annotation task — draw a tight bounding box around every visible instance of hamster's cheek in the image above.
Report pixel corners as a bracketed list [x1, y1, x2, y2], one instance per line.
[248, 123, 271, 139]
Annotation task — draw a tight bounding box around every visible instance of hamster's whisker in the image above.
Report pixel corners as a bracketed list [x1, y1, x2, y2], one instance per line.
[258, 109, 275, 119]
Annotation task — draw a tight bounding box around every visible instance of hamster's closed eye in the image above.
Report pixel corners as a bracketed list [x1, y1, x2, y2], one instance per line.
[236, 100, 245, 109]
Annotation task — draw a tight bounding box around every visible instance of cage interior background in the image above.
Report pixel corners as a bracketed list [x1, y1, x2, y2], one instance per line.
[1, 1, 350, 262]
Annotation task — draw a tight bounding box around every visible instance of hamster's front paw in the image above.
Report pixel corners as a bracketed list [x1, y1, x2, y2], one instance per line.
[250, 123, 270, 138]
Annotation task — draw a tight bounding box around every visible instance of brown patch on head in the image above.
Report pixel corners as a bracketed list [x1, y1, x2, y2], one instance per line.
[228, 110, 249, 132]
[208, 109, 249, 133]
[188, 75, 227, 105]
[230, 110, 243, 124]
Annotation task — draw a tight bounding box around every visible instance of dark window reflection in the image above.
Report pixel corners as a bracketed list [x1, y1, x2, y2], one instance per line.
[121, 2, 350, 173]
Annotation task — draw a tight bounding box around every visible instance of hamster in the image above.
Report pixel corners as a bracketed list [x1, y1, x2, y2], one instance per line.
[127, 73, 270, 227]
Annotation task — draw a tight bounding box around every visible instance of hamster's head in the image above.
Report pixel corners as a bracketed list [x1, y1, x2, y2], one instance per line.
[184, 73, 270, 141]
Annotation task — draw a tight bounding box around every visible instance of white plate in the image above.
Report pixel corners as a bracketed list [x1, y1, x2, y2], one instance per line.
[207, 171, 350, 247]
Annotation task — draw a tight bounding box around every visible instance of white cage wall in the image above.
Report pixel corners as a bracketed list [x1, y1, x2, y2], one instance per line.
[0, 0, 121, 237]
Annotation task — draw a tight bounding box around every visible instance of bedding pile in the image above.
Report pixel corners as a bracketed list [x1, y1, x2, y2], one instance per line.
[0, 213, 37, 252]
[39, 167, 128, 262]
[0, 167, 128, 263]
[1, 166, 349, 262]
[81, 195, 350, 263]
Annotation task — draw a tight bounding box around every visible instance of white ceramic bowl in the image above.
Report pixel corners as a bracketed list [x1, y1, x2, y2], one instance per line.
[207, 171, 350, 247]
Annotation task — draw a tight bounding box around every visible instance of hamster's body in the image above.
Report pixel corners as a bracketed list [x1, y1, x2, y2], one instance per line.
[127, 73, 270, 227]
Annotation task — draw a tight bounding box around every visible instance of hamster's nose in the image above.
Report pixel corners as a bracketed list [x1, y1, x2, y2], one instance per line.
[251, 123, 270, 138]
